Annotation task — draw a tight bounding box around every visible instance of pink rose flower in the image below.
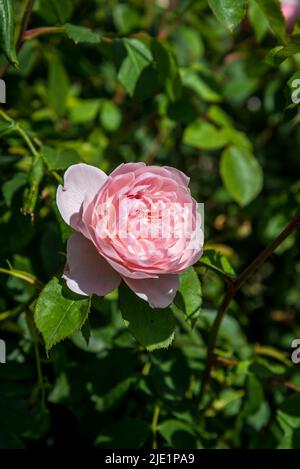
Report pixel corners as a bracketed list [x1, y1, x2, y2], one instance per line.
[56, 162, 203, 308]
[280, 0, 300, 31]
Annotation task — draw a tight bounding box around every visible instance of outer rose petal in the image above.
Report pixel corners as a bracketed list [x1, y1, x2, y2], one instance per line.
[123, 274, 179, 308]
[56, 163, 107, 227]
[63, 232, 121, 296]
[110, 162, 146, 177]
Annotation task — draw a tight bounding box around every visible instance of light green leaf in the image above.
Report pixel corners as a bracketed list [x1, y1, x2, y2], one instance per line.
[99, 100, 122, 132]
[34, 277, 91, 352]
[119, 283, 175, 351]
[208, 0, 247, 31]
[200, 249, 236, 277]
[64, 23, 100, 44]
[183, 118, 228, 150]
[69, 99, 100, 124]
[220, 146, 263, 206]
[248, 0, 269, 42]
[41, 145, 80, 170]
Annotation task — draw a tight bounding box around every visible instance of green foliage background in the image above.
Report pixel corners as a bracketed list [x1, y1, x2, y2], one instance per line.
[0, 0, 300, 449]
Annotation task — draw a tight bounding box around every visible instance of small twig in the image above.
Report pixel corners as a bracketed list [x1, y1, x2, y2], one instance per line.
[199, 206, 300, 405]
[0, 266, 43, 290]
[271, 378, 300, 394]
[151, 404, 161, 450]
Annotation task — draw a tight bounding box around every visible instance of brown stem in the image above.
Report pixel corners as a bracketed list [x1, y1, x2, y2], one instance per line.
[199, 206, 300, 405]
[19, 0, 36, 44]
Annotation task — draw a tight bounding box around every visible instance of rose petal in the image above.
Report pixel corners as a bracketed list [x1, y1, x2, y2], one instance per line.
[123, 274, 179, 308]
[56, 163, 107, 228]
[63, 232, 121, 296]
[110, 162, 146, 177]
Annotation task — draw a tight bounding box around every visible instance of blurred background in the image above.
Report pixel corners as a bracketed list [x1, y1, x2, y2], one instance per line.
[0, 0, 300, 449]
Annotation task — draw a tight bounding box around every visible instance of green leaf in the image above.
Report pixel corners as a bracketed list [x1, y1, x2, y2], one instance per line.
[95, 418, 151, 449]
[2, 173, 27, 207]
[173, 267, 202, 327]
[64, 23, 100, 44]
[99, 100, 122, 132]
[69, 99, 100, 124]
[248, 0, 269, 43]
[181, 70, 222, 102]
[243, 374, 264, 416]
[41, 145, 80, 170]
[220, 146, 263, 206]
[113, 4, 141, 34]
[151, 39, 182, 101]
[119, 283, 175, 351]
[158, 419, 197, 448]
[37, 0, 73, 24]
[208, 0, 247, 31]
[200, 249, 236, 277]
[47, 55, 70, 117]
[265, 41, 300, 66]
[114, 38, 153, 96]
[0, 0, 19, 66]
[183, 118, 228, 150]
[34, 277, 91, 352]
[255, 0, 286, 41]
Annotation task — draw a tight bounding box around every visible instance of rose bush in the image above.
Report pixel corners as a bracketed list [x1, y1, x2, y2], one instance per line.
[1, 0, 300, 451]
[57, 162, 203, 308]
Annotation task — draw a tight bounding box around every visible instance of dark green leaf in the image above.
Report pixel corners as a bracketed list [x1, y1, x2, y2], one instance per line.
[95, 418, 151, 448]
[119, 283, 175, 351]
[114, 38, 153, 96]
[2, 173, 27, 206]
[34, 277, 91, 352]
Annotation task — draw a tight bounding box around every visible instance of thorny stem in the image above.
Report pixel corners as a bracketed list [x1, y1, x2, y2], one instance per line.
[199, 206, 300, 405]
